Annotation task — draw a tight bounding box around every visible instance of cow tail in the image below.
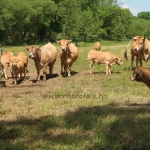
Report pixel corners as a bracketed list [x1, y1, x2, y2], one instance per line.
[124, 39, 133, 61]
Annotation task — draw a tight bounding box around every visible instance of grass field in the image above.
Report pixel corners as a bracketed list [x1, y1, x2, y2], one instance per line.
[0, 41, 150, 150]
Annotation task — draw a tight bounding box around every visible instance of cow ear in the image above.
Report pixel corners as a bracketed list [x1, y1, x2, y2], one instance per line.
[137, 70, 141, 74]
[25, 46, 30, 52]
[56, 41, 61, 45]
[133, 37, 137, 40]
[143, 35, 146, 41]
[37, 46, 41, 52]
[68, 40, 72, 44]
[9, 60, 12, 64]
[115, 58, 118, 62]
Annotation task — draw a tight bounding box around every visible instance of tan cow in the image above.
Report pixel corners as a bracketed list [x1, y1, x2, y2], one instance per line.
[17, 52, 28, 80]
[10, 55, 27, 85]
[124, 36, 150, 70]
[57, 39, 78, 76]
[93, 41, 101, 51]
[130, 66, 150, 88]
[0, 50, 14, 79]
[25, 42, 57, 81]
[86, 50, 123, 75]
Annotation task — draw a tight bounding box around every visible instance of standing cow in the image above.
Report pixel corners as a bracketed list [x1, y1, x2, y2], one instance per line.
[124, 36, 150, 70]
[25, 42, 57, 81]
[10, 54, 27, 85]
[17, 52, 28, 79]
[57, 39, 78, 76]
[0, 50, 14, 79]
[93, 41, 101, 51]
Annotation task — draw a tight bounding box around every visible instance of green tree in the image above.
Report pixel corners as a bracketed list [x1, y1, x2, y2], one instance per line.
[129, 18, 150, 39]
[112, 23, 125, 41]
[137, 11, 150, 20]
[57, 0, 80, 41]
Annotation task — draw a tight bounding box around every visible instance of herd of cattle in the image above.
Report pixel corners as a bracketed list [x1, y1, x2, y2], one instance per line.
[0, 37, 150, 88]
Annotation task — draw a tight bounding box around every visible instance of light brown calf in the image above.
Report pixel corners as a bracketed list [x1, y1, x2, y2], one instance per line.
[86, 50, 123, 75]
[0, 50, 14, 79]
[93, 42, 101, 51]
[10, 55, 27, 85]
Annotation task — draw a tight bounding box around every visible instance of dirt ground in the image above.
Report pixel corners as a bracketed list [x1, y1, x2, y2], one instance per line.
[0, 57, 91, 101]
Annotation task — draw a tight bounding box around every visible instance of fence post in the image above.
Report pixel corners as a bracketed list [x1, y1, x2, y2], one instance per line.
[0, 48, 3, 74]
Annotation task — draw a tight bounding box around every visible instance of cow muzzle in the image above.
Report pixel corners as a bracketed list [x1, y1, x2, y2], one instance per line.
[130, 76, 135, 81]
[28, 54, 34, 58]
[134, 47, 139, 51]
[62, 48, 66, 52]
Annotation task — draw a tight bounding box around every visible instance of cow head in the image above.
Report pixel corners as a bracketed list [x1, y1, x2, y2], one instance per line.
[57, 39, 72, 52]
[25, 46, 41, 59]
[116, 57, 123, 65]
[10, 57, 20, 67]
[111, 57, 123, 66]
[132, 36, 145, 51]
[130, 66, 141, 81]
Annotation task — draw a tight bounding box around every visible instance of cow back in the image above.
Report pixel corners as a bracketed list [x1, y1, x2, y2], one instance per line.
[68, 43, 78, 60]
[39, 42, 57, 64]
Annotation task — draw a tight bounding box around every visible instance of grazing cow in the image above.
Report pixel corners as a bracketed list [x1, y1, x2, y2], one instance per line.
[25, 42, 57, 81]
[130, 66, 150, 88]
[10, 55, 27, 84]
[86, 50, 123, 75]
[93, 42, 101, 51]
[0, 50, 14, 79]
[124, 36, 150, 70]
[57, 39, 78, 76]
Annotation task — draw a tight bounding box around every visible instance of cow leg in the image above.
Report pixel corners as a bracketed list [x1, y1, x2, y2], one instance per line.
[49, 64, 53, 76]
[139, 58, 143, 67]
[68, 63, 72, 76]
[64, 64, 68, 76]
[36, 69, 41, 81]
[14, 73, 18, 85]
[108, 66, 111, 75]
[43, 65, 47, 81]
[61, 60, 64, 74]
[89, 61, 94, 74]
[23, 69, 26, 80]
[135, 57, 139, 67]
[130, 55, 134, 70]
[3, 65, 8, 79]
[105, 64, 109, 75]
[19, 71, 22, 80]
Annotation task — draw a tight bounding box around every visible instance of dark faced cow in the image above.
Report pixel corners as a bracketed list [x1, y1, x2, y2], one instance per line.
[130, 66, 150, 89]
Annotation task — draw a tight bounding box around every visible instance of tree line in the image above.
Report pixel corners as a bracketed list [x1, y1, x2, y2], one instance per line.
[0, 0, 150, 45]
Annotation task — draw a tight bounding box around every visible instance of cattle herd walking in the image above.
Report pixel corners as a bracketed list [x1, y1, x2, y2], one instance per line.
[0, 36, 150, 88]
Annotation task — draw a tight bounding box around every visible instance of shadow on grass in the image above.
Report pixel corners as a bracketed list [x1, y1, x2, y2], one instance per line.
[61, 71, 78, 77]
[1, 104, 150, 149]
[32, 73, 58, 83]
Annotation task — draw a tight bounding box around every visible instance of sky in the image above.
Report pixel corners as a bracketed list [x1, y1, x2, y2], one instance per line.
[117, 0, 150, 16]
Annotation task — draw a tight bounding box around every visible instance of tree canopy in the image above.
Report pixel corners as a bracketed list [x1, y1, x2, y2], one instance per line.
[0, 0, 150, 45]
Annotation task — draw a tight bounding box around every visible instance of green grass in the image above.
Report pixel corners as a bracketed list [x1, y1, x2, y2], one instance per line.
[0, 41, 150, 150]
